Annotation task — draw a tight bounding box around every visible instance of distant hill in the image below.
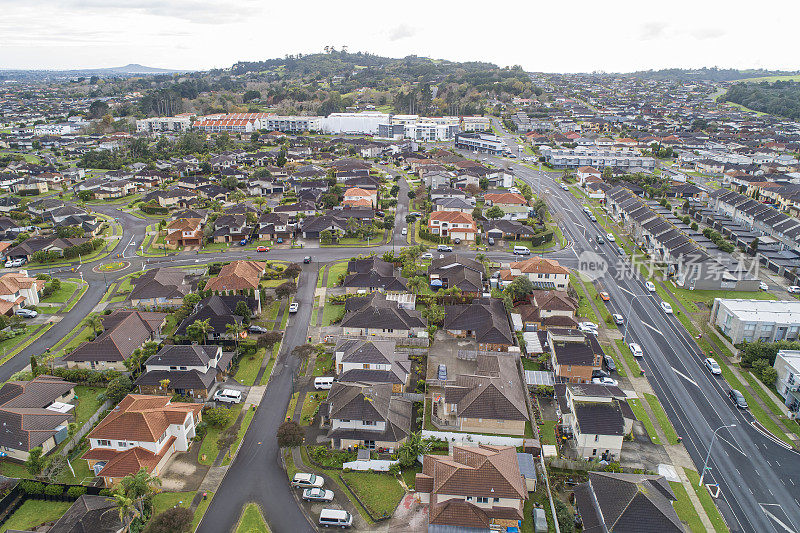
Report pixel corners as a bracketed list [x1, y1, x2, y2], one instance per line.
[622, 68, 800, 82]
[721, 81, 800, 119]
[92, 64, 181, 74]
[0, 63, 185, 81]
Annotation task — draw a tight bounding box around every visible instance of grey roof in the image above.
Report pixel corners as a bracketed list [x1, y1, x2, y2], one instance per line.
[444, 354, 528, 422]
[341, 292, 424, 331]
[325, 382, 412, 443]
[63, 310, 166, 363]
[574, 402, 624, 436]
[342, 257, 408, 291]
[0, 375, 75, 452]
[144, 344, 220, 367]
[47, 495, 122, 533]
[444, 298, 513, 346]
[129, 268, 189, 302]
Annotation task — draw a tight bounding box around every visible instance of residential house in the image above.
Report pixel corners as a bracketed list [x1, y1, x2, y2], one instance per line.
[548, 329, 603, 383]
[5, 237, 88, 262]
[774, 350, 800, 415]
[577, 166, 602, 185]
[428, 255, 484, 295]
[63, 310, 167, 370]
[574, 472, 684, 533]
[343, 187, 377, 209]
[498, 257, 570, 290]
[175, 294, 258, 341]
[416, 445, 528, 531]
[482, 219, 537, 241]
[342, 256, 408, 293]
[165, 217, 203, 248]
[0, 375, 76, 461]
[257, 212, 294, 241]
[211, 214, 253, 243]
[0, 271, 45, 315]
[300, 213, 350, 240]
[340, 292, 425, 337]
[321, 382, 412, 450]
[428, 211, 478, 241]
[82, 395, 202, 486]
[40, 494, 124, 533]
[444, 298, 514, 351]
[204, 261, 265, 307]
[514, 290, 578, 330]
[334, 337, 411, 392]
[135, 345, 234, 399]
[129, 268, 191, 308]
[433, 196, 473, 213]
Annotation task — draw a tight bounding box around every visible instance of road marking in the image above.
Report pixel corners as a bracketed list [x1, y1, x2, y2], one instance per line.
[641, 321, 662, 335]
[760, 504, 796, 533]
[672, 367, 698, 387]
[790, 478, 795, 486]
[718, 435, 747, 457]
[617, 285, 636, 297]
[751, 421, 794, 450]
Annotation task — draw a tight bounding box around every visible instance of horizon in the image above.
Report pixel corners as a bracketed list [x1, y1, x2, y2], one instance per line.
[1, 0, 798, 72]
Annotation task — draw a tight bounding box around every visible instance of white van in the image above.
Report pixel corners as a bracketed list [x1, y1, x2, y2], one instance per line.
[319, 509, 353, 528]
[513, 245, 531, 256]
[213, 389, 242, 404]
[314, 377, 334, 390]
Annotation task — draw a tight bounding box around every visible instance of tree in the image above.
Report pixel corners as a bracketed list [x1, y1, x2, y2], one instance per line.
[256, 330, 283, 350]
[277, 420, 304, 448]
[203, 406, 234, 429]
[283, 263, 302, 278]
[485, 205, 505, 220]
[422, 303, 445, 326]
[83, 314, 104, 336]
[25, 447, 47, 476]
[397, 432, 430, 468]
[407, 190, 416, 199]
[226, 322, 243, 349]
[143, 507, 193, 533]
[407, 276, 427, 294]
[106, 375, 133, 404]
[749, 237, 759, 256]
[235, 300, 251, 320]
[275, 280, 297, 300]
[187, 319, 214, 343]
[602, 167, 613, 180]
[506, 276, 535, 301]
[292, 344, 315, 364]
[761, 366, 778, 386]
[88, 100, 110, 119]
[114, 493, 136, 530]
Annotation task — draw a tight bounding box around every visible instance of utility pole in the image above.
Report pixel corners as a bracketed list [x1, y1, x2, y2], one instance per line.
[699, 424, 736, 487]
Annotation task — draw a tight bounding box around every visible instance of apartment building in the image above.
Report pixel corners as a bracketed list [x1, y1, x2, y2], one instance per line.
[136, 116, 193, 134]
[460, 116, 492, 132]
[541, 146, 655, 170]
[773, 350, 800, 415]
[454, 132, 505, 155]
[711, 298, 800, 344]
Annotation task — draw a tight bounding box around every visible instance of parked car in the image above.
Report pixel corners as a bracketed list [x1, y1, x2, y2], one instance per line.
[289, 302, 299, 313]
[612, 314, 624, 325]
[248, 325, 268, 334]
[592, 376, 619, 386]
[704, 358, 722, 375]
[421, 252, 433, 260]
[487, 237, 495, 246]
[303, 256, 312, 264]
[292, 473, 325, 489]
[579, 321, 599, 333]
[513, 245, 530, 255]
[239, 238, 248, 246]
[628, 342, 643, 357]
[788, 286, 800, 294]
[14, 308, 37, 319]
[256, 246, 270, 252]
[661, 301, 673, 314]
[453, 238, 461, 244]
[319, 509, 353, 529]
[213, 389, 242, 404]
[603, 354, 617, 373]
[617, 246, 625, 255]
[437, 364, 447, 381]
[590, 214, 597, 222]
[645, 281, 656, 292]
[606, 233, 616, 242]
[729, 389, 748, 409]
[303, 488, 334, 502]
[760, 282, 769, 291]
[4, 258, 24, 268]
[437, 244, 453, 252]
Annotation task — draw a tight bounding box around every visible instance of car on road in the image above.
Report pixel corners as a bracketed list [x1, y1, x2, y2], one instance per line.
[612, 314, 624, 325]
[628, 342, 643, 357]
[292, 473, 325, 489]
[603, 354, 617, 373]
[513, 245, 530, 255]
[606, 233, 616, 242]
[289, 302, 299, 314]
[256, 246, 270, 252]
[645, 281, 656, 292]
[14, 308, 37, 319]
[788, 286, 800, 294]
[421, 253, 433, 260]
[401, 227, 407, 235]
[596, 235, 605, 245]
[302, 488, 334, 502]
[760, 282, 769, 291]
[704, 358, 722, 375]
[213, 389, 242, 404]
[590, 214, 597, 222]
[561, 184, 569, 191]
[617, 246, 625, 255]
[660, 301, 673, 314]
[592, 376, 619, 386]
[248, 325, 268, 334]
[437, 244, 453, 252]
[729, 388, 748, 409]
[303, 256, 312, 264]
[600, 292, 610, 301]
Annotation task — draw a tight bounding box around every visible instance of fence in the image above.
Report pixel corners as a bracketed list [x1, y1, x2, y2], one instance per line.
[421, 430, 524, 447]
[342, 459, 397, 472]
[61, 399, 112, 457]
[547, 457, 648, 474]
[0, 480, 105, 528]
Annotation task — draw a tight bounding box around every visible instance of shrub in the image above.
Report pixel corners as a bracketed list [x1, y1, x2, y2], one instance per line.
[203, 407, 234, 429]
[99, 488, 113, 496]
[44, 484, 64, 497]
[66, 486, 87, 499]
[276, 420, 304, 448]
[18, 480, 44, 496]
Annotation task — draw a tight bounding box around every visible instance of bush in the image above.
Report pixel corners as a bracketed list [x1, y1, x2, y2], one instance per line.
[203, 406, 234, 429]
[66, 486, 87, 499]
[44, 484, 64, 497]
[18, 480, 44, 495]
[143, 507, 193, 533]
[276, 420, 304, 448]
[99, 488, 113, 496]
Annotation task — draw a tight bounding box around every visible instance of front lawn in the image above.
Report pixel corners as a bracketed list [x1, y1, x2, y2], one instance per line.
[199, 404, 243, 465]
[570, 274, 597, 322]
[669, 481, 705, 533]
[299, 391, 327, 426]
[684, 469, 730, 533]
[236, 503, 270, 533]
[644, 393, 679, 444]
[326, 261, 348, 288]
[627, 398, 661, 444]
[235, 348, 266, 386]
[340, 471, 405, 519]
[40, 281, 77, 304]
[0, 499, 72, 532]
[321, 302, 345, 326]
[313, 351, 334, 376]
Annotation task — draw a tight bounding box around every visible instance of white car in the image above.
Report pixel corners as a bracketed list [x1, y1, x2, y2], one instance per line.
[421, 252, 433, 260]
[628, 342, 644, 357]
[606, 233, 616, 242]
[645, 281, 656, 292]
[14, 308, 37, 319]
[4, 258, 24, 268]
[213, 388, 242, 404]
[660, 301, 673, 314]
[612, 314, 624, 325]
[788, 286, 800, 294]
[592, 376, 619, 386]
[401, 227, 407, 235]
[578, 322, 599, 335]
[759, 282, 769, 291]
[292, 473, 325, 489]
[302, 487, 335, 502]
[704, 358, 722, 375]
[289, 302, 299, 313]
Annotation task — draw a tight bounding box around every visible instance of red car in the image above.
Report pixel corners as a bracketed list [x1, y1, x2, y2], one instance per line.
[256, 246, 270, 252]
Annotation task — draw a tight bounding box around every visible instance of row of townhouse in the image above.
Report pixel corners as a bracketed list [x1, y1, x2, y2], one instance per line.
[709, 188, 800, 251]
[540, 146, 656, 170]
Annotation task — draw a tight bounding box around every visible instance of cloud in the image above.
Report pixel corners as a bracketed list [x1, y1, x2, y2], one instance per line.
[639, 21, 668, 40]
[688, 27, 726, 40]
[46, 0, 263, 24]
[388, 24, 417, 41]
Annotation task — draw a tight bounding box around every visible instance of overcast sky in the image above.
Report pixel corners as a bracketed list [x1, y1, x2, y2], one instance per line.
[1, 0, 798, 73]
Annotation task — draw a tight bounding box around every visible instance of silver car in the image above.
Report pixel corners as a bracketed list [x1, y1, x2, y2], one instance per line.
[303, 487, 334, 502]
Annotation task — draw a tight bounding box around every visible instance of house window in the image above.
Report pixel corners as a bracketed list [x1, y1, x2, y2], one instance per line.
[592, 449, 597, 456]
[340, 419, 350, 423]
[118, 441, 127, 447]
[477, 497, 489, 504]
[97, 439, 111, 447]
[465, 496, 473, 501]
[363, 420, 377, 426]
[595, 435, 599, 442]
[494, 498, 500, 503]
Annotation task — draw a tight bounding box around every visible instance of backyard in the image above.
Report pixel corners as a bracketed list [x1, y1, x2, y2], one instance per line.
[340, 470, 405, 519]
[0, 499, 72, 532]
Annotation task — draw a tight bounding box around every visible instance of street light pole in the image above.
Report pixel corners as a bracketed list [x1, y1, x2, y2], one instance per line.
[699, 424, 736, 487]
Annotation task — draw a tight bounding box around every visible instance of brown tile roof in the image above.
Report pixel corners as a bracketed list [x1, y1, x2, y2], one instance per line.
[510, 257, 569, 275]
[484, 192, 528, 205]
[88, 394, 201, 442]
[91, 436, 175, 479]
[204, 260, 265, 292]
[422, 445, 527, 500]
[0, 272, 45, 296]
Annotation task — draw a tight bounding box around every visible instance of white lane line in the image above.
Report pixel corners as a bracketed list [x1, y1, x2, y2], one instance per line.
[641, 321, 663, 335]
[617, 285, 636, 297]
[751, 421, 794, 450]
[761, 505, 796, 533]
[672, 367, 698, 387]
[718, 435, 747, 457]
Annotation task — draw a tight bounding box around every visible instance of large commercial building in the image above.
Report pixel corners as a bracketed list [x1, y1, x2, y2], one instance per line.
[711, 298, 800, 344]
[376, 115, 460, 141]
[323, 112, 389, 135]
[540, 146, 655, 170]
[136, 115, 193, 134]
[454, 132, 505, 154]
[460, 116, 492, 132]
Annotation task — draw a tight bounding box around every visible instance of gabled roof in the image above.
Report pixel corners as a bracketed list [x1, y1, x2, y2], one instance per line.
[87, 394, 201, 442]
[205, 260, 265, 292]
[341, 292, 424, 331]
[129, 268, 189, 301]
[444, 298, 513, 345]
[0, 375, 75, 452]
[63, 310, 166, 363]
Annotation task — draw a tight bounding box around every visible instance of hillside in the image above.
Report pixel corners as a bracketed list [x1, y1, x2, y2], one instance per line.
[624, 67, 798, 82]
[720, 81, 800, 119]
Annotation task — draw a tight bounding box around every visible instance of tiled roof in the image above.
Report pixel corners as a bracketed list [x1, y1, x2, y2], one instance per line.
[88, 394, 201, 442]
[205, 260, 265, 292]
